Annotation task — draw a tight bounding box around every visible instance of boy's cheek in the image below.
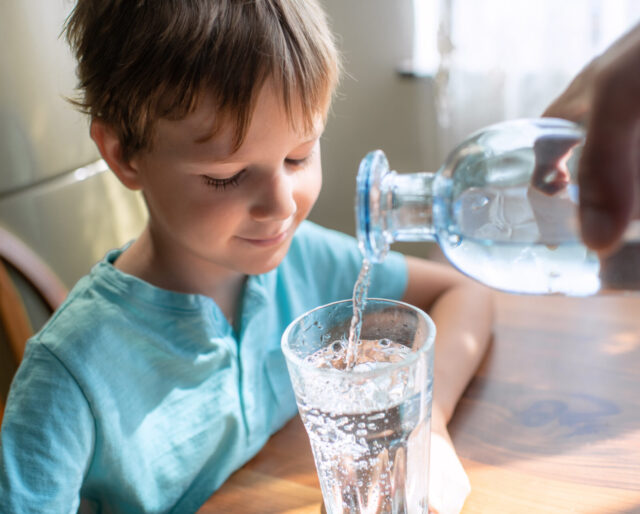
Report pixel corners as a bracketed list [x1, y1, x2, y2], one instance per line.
[297, 167, 322, 213]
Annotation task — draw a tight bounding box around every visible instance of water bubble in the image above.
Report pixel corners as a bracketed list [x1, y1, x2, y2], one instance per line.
[470, 194, 490, 211]
[379, 338, 391, 347]
[330, 340, 344, 352]
[448, 233, 462, 247]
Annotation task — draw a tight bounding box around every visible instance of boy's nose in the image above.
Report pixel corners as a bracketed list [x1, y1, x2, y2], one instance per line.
[250, 170, 297, 222]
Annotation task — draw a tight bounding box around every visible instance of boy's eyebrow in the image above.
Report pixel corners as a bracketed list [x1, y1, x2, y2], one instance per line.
[194, 128, 321, 143]
[193, 133, 323, 164]
[293, 136, 322, 148]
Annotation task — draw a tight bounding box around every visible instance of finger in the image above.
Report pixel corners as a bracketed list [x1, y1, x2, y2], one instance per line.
[579, 98, 639, 251]
[578, 27, 640, 251]
[532, 135, 581, 195]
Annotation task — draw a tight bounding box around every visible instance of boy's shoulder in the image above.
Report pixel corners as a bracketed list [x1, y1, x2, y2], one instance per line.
[30, 246, 192, 360]
[22, 247, 224, 407]
[26, 255, 124, 364]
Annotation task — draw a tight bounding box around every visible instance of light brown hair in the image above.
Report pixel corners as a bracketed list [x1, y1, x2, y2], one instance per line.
[64, 0, 340, 160]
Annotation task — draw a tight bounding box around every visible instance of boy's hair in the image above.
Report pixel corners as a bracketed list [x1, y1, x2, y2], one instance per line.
[64, 0, 340, 160]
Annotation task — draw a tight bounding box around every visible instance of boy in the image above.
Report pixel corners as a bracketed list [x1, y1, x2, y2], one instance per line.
[0, 1, 493, 512]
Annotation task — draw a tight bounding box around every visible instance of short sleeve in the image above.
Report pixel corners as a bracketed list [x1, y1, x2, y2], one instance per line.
[0, 341, 95, 513]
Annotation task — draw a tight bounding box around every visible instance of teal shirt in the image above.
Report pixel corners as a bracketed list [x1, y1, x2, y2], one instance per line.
[0, 222, 407, 513]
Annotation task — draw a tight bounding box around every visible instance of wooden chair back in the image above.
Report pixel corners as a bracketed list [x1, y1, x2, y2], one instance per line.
[0, 227, 67, 424]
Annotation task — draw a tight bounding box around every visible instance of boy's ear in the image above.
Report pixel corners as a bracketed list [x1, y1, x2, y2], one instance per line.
[90, 119, 143, 191]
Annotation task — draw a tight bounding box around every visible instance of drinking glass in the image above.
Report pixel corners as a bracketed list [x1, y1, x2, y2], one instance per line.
[282, 298, 435, 514]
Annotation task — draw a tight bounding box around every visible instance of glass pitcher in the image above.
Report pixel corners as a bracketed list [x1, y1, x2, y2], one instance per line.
[355, 118, 640, 296]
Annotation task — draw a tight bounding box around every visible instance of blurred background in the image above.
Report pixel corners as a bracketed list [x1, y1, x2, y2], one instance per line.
[1, 0, 640, 289]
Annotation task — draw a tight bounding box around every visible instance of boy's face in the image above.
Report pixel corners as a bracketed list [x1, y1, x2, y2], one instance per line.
[128, 81, 324, 278]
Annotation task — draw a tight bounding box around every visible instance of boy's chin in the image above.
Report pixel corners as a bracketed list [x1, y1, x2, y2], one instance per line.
[239, 246, 291, 276]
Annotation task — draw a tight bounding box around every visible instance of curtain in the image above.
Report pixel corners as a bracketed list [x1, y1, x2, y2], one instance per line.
[412, 0, 640, 161]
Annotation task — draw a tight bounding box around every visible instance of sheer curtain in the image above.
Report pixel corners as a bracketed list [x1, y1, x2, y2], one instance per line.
[412, 0, 640, 162]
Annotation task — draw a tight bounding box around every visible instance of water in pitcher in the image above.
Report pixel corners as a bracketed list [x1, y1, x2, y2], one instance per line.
[438, 184, 601, 295]
[302, 338, 431, 514]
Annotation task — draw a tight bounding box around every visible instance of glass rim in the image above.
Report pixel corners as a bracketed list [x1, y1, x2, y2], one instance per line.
[281, 298, 436, 378]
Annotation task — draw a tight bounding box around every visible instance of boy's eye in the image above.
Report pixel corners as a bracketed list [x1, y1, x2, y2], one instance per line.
[201, 169, 246, 190]
[285, 155, 311, 167]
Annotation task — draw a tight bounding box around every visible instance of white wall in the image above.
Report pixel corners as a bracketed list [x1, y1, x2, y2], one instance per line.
[310, 0, 441, 258]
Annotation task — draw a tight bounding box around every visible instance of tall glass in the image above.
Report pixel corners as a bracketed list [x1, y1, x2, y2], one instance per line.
[282, 298, 435, 514]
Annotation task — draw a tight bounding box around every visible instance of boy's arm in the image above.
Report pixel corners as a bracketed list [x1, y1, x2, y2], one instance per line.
[401, 255, 493, 431]
[402, 255, 493, 513]
[0, 343, 94, 512]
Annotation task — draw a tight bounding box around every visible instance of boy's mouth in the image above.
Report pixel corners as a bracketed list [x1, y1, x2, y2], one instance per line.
[238, 226, 291, 247]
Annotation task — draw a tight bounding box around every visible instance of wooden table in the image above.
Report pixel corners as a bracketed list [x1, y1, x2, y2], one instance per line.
[200, 293, 640, 513]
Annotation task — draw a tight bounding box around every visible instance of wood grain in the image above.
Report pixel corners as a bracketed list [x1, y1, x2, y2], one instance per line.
[0, 228, 67, 424]
[0, 260, 33, 363]
[198, 469, 321, 514]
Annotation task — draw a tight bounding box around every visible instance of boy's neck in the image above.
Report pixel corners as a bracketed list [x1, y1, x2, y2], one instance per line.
[114, 226, 247, 323]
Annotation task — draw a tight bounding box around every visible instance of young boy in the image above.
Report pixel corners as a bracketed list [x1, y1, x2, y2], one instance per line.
[0, 1, 493, 512]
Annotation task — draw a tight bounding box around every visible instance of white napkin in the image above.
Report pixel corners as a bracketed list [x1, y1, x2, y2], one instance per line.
[428, 433, 471, 514]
